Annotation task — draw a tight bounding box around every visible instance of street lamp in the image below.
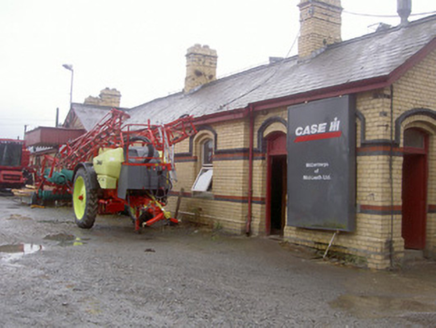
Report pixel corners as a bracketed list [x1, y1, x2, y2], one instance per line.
[62, 64, 74, 109]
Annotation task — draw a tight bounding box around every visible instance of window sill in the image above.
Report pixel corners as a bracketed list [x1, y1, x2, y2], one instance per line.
[191, 191, 214, 200]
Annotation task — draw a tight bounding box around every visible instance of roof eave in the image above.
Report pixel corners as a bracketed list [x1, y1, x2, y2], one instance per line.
[194, 36, 436, 125]
[194, 107, 247, 125]
[253, 76, 390, 111]
[193, 76, 389, 126]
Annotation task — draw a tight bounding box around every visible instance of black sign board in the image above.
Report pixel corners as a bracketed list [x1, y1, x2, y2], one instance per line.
[287, 96, 355, 231]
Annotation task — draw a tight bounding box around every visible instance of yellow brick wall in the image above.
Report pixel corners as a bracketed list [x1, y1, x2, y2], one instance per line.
[356, 156, 403, 207]
[394, 49, 436, 260]
[175, 137, 191, 154]
[428, 214, 436, 257]
[215, 119, 250, 150]
[356, 89, 392, 140]
[167, 119, 250, 234]
[167, 112, 283, 234]
[285, 49, 436, 269]
[168, 49, 436, 270]
[253, 107, 287, 148]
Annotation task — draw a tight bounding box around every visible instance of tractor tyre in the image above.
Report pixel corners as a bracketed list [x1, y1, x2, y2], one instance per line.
[73, 168, 98, 229]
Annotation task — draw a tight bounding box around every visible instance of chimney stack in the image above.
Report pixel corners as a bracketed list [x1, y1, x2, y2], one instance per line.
[184, 44, 217, 93]
[84, 88, 121, 107]
[298, 0, 342, 58]
[397, 0, 412, 26]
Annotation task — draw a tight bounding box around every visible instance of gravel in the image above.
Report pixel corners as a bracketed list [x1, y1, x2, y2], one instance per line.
[1, 196, 436, 327]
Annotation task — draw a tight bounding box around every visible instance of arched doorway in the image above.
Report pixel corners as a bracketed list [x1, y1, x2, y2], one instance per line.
[266, 132, 287, 235]
[402, 128, 428, 250]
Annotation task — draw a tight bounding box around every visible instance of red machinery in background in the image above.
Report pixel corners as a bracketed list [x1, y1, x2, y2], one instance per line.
[33, 109, 196, 232]
[0, 139, 31, 189]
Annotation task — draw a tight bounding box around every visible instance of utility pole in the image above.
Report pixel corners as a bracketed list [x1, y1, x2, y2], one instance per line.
[62, 64, 74, 109]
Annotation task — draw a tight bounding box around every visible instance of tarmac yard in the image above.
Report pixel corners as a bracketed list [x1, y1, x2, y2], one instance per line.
[1, 196, 436, 327]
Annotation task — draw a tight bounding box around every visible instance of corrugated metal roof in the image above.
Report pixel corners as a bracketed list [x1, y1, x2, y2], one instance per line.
[74, 14, 436, 129]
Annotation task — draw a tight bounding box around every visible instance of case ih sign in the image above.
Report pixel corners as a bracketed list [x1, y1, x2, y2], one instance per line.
[287, 96, 356, 232]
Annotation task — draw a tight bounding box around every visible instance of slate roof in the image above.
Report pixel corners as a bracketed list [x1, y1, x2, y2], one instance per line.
[127, 61, 291, 125]
[68, 103, 128, 130]
[74, 14, 436, 129]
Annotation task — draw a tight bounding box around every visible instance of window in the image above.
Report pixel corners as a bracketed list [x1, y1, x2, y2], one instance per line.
[192, 138, 213, 192]
[192, 168, 213, 192]
[202, 139, 213, 166]
[404, 129, 425, 149]
[404, 128, 427, 155]
[0, 142, 22, 167]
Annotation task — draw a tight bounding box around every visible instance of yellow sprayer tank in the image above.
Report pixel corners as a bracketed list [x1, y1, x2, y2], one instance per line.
[93, 148, 124, 189]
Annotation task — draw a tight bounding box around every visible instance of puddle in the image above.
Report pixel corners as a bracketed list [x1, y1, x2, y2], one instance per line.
[44, 233, 75, 242]
[6, 214, 32, 220]
[0, 243, 43, 261]
[330, 294, 436, 319]
[44, 233, 87, 246]
[70, 237, 86, 246]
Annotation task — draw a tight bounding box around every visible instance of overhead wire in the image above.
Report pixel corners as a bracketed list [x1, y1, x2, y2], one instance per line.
[195, 6, 436, 112]
[0, 118, 54, 122]
[218, 27, 300, 109]
[343, 9, 436, 18]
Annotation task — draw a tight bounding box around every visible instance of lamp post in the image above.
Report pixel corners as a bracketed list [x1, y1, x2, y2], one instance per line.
[62, 64, 74, 109]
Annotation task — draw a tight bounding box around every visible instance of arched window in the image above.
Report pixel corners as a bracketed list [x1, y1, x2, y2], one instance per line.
[192, 138, 213, 192]
[404, 128, 426, 152]
[202, 139, 213, 166]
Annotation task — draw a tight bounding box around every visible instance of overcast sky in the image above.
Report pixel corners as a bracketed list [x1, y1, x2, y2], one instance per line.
[0, 0, 435, 139]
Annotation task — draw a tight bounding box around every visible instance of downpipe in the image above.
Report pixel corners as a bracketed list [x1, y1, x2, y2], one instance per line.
[389, 85, 394, 268]
[246, 105, 254, 236]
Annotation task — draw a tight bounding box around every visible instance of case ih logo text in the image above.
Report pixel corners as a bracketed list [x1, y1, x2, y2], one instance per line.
[294, 117, 341, 143]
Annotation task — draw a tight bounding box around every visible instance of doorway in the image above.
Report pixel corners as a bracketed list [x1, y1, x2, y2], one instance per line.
[269, 156, 287, 235]
[266, 133, 287, 235]
[402, 128, 428, 250]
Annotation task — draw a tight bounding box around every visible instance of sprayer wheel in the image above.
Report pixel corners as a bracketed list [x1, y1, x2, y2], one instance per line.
[73, 168, 98, 229]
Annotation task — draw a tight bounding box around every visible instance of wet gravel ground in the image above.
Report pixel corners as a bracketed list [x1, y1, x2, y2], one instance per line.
[1, 196, 436, 327]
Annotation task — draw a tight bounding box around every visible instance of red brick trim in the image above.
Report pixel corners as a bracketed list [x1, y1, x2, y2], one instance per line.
[359, 204, 402, 215]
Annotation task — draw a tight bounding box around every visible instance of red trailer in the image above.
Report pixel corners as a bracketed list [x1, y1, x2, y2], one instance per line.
[0, 139, 30, 189]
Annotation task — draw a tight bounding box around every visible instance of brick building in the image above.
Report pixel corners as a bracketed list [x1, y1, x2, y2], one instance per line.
[67, 0, 436, 269]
